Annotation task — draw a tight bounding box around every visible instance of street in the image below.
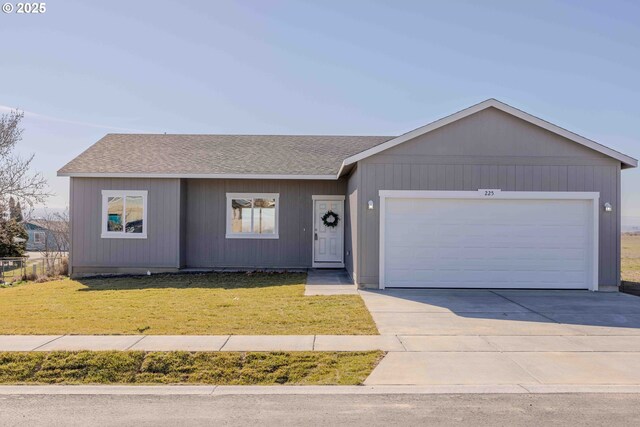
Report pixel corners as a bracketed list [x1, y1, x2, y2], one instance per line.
[1, 394, 639, 426]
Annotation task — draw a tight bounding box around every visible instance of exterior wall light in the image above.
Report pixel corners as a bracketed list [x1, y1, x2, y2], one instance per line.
[604, 202, 613, 212]
[368, 200, 374, 210]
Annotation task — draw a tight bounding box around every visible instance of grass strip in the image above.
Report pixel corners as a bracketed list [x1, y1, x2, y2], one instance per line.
[0, 351, 384, 385]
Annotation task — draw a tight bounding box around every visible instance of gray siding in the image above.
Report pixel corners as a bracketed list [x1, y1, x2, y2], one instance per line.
[357, 107, 622, 288]
[345, 167, 359, 281]
[179, 179, 187, 267]
[184, 179, 347, 268]
[69, 177, 181, 272]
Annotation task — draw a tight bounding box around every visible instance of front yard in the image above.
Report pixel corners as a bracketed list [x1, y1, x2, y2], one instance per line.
[0, 273, 377, 335]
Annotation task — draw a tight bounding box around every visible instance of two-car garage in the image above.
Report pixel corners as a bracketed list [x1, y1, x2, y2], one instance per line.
[379, 190, 599, 290]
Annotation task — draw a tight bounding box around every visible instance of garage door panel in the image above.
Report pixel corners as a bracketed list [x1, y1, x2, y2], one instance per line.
[382, 197, 594, 289]
[396, 258, 587, 273]
[386, 246, 588, 260]
[386, 224, 588, 245]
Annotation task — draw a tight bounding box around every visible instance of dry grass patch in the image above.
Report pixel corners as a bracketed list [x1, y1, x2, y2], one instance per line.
[0, 273, 377, 335]
[622, 234, 640, 283]
[0, 351, 384, 385]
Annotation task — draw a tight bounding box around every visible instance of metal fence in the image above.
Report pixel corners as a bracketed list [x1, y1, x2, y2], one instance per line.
[0, 257, 27, 283]
[0, 256, 68, 283]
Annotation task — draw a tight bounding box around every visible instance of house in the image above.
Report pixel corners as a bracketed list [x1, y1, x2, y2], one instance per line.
[23, 220, 70, 252]
[58, 99, 637, 291]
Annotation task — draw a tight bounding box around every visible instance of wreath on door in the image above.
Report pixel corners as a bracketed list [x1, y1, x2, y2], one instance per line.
[321, 210, 340, 228]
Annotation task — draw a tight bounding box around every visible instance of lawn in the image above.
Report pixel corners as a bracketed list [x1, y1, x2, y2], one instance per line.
[0, 273, 378, 335]
[0, 351, 384, 385]
[622, 234, 640, 283]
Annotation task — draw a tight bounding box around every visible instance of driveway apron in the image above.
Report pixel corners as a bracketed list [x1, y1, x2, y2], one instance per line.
[360, 289, 640, 386]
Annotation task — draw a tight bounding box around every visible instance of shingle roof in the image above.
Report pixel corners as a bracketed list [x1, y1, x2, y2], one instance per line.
[58, 134, 394, 176]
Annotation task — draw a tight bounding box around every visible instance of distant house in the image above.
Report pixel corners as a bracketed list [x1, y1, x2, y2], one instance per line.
[58, 99, 637, 291]
[23, 220, 69, 252]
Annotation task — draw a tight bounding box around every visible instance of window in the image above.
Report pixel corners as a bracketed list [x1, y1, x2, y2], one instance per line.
[226, 193, 279, 239]
[33, 231, 45, 244]
[101, 190, 148, 238]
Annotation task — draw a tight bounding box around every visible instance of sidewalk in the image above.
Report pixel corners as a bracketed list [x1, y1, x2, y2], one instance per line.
[3, 384, 640, 395]
[0, 334, 401, 352]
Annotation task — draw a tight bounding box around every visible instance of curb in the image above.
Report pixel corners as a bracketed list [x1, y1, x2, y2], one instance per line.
[2, 384, 640, 395]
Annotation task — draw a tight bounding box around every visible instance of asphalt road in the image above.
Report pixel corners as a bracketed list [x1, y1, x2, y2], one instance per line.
[1, 394, 639, 426]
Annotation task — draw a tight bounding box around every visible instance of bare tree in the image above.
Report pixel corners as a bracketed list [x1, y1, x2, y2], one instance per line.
[34, 209, 69, 277]
[0, 110, 50, 208]
[0, 109, 50, 260]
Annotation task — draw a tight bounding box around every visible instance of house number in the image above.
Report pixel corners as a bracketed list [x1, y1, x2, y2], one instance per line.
[479, 189, 500, 196]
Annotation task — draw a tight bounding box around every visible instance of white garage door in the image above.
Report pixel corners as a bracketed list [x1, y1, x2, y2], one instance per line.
[381, 192, 597, 289]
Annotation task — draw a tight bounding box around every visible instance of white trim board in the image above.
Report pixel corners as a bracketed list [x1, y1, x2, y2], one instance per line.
[311, 195, 345, 201]
[378, 190, 600, 291]
[59, 172, 337, 180]
[378, 189, 601, 200]
[338, 99, 637, 176]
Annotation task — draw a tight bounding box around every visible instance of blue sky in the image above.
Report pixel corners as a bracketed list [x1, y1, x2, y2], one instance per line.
[1, 0, 639, 222]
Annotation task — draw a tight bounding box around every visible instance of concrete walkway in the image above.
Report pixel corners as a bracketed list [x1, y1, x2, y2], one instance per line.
[304, 269, 357, 295]
[3, 384, 640, 395]
[0, 334, 399, 352]
[359, 288, 640, 386]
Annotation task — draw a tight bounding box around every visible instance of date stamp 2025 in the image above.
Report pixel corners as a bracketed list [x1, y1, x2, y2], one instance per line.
[2, 2, 46, 14]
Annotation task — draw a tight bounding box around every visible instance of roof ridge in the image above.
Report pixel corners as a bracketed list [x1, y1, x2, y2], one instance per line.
[104, 133, 395, 137]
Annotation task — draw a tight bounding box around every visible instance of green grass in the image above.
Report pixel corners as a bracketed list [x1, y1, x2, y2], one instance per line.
[0, 272, 377, 335]
[622, 234, 640, 283]
[0, 351, 384, 385]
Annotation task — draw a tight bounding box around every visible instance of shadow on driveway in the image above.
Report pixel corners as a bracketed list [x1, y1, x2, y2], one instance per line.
[359, 288, 640, 335]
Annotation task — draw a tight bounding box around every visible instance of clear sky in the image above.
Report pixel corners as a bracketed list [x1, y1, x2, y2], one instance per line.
[1, 0, 639, 224]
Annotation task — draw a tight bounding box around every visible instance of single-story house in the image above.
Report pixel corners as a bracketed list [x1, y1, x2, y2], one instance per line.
[58, 99, 637, 291]
[23, 220, 70, 252]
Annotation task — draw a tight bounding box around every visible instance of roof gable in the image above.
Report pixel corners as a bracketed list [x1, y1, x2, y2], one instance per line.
[338, 99, 637, 175]
[57, 99, 636, 180]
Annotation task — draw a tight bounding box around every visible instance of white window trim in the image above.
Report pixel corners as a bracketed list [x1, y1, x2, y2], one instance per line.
[33, 231, 46, 244]
[101, 190, 148, 239]
[226, 193, 279, 239]
[311, 195, 346, 201]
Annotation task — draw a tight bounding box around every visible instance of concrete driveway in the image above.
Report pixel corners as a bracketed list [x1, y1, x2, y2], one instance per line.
[360, 289, 640, 386]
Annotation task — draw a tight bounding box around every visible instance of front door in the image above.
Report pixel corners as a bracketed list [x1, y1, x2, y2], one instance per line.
[313, 197, 344, 267]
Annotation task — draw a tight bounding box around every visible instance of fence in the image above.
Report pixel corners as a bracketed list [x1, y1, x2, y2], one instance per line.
[0, 256, 68, 283]
[0, 257, 27, 283]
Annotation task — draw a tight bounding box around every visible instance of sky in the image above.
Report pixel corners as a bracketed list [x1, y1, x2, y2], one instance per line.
[1, 0, 639, 224]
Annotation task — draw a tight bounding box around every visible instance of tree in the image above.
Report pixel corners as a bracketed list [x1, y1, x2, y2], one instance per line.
[0, 109, 49, 256]
[37, 209, 69, 276]
[8, 197, 23, 222]
[14, 201, 23, 223]
[0, 217, 27, 257]
[0, 110, 48, 207]
[8, 197, 15, 219]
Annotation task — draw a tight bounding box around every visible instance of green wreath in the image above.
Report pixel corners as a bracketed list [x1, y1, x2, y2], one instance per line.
[321, 210, 340, 228]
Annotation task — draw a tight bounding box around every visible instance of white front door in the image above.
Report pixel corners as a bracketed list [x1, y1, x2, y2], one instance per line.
[313, 197, 344, 267]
